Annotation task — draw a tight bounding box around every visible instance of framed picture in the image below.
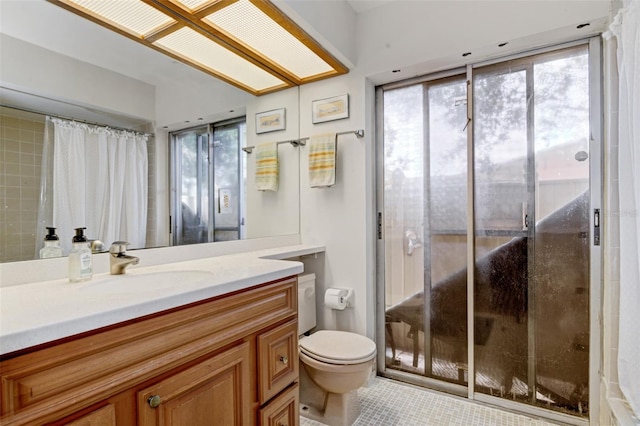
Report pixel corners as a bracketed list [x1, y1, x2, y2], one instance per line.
[312, 94, 349, 124]
[255, 108, 285, 134]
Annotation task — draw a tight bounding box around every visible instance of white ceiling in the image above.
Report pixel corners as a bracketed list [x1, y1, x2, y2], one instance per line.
[346, 0, 393, 14]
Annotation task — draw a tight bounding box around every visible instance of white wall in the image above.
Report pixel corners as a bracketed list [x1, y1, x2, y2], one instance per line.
[298, 73, 372, 337]
[245, 87, 301, 239]
[0, 34, 155, 124]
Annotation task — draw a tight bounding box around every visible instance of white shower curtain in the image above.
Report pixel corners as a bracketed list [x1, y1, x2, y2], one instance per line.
[609, 0, 640, 417]
[36, 117, 148, 255]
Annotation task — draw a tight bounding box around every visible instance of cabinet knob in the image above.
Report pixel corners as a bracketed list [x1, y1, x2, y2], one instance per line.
[279, 355, 288, 365]
[148, 394, 162, 408]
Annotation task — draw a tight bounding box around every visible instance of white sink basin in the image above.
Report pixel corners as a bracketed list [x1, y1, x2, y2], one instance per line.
[80, 270, 214, 294]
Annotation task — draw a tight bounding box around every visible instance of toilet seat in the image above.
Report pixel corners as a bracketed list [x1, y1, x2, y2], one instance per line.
[299, 330, 376, 365]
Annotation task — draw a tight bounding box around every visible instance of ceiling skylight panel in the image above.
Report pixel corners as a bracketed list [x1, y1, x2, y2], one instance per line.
[67, 0, 175, 37]
[202, 0, 334, 79]
[48, 0, 347, 95]
[171, 0, 215, 13]
[154, 27, 286, 92]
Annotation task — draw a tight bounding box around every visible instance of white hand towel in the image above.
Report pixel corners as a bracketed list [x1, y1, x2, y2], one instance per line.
[308, 133, 337, 188]
[255, 142, 279, 191]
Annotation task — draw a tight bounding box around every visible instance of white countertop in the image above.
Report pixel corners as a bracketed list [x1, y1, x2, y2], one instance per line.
[0, 244, 323, 356]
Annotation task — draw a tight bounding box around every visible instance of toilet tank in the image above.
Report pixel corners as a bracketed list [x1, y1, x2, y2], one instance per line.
[298, 273, 316, 335]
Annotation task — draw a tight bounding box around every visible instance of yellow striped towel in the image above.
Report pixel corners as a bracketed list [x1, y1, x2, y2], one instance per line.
[255, 142, 279, 191]
[308, 133, 337, 188]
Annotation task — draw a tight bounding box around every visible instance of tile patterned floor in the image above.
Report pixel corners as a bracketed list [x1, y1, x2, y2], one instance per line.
[300, 377, 565, 426]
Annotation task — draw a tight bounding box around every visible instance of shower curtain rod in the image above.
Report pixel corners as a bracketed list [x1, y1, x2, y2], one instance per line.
[242, 129, 364, 154]
[1, 103, 153, 137]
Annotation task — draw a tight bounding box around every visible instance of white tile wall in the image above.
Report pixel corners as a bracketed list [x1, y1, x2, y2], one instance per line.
[0, 109, 44, 262]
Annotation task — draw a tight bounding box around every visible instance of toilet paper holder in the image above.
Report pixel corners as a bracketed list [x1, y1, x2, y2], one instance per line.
[324, 287, 355, 310]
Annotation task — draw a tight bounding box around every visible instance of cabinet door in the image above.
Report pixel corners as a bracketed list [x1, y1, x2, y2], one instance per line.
[138, 342, 251, 426]
[65, 404, 117, 426]
[257, 320, 298, 404]
[258, 384, 299, 426]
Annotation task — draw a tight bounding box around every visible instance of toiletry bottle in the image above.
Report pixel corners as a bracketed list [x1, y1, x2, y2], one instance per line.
[39, 226, 64, 258]
[68, 227, 93, 282]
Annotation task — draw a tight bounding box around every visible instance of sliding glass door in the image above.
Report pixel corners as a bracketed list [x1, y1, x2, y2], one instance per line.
[170, 119, 245, 245]
[473, 45, 591, 413]
[378, 41, 600, 420]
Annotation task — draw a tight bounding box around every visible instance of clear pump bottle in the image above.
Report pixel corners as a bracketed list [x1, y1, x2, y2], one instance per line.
[68, 227, 93, 282]
[39, 227, 64, 258]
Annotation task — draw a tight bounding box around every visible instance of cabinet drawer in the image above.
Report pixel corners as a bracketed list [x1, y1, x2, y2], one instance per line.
[258, 383, 299, 426]
[257, 320, 298, 404]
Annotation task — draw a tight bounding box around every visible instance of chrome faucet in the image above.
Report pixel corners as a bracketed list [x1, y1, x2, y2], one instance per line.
[109, 241, 139, 275]
[90, 239, 105, 253]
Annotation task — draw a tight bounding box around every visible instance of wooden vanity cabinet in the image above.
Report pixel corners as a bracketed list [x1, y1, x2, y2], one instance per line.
[65, 404, 117, 425]
[0, 276, 299, 426]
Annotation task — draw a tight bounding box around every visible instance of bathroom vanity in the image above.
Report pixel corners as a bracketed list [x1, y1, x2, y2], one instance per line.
[0, 244, 322, 425]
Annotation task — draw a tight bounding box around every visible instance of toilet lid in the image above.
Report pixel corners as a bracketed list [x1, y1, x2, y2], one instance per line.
[299, 330, 376, 365]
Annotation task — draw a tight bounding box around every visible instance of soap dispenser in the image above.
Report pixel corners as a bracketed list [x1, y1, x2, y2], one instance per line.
[39, 227, 64, 258]
[68, 227, 93, 282]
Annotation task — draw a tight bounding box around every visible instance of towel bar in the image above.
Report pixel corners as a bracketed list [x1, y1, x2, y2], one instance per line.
[242, 129, 364, 154]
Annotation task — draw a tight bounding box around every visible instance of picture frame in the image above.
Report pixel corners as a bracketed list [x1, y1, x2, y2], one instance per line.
[312, 94, 349, 124]
[255, 108, 286, 134]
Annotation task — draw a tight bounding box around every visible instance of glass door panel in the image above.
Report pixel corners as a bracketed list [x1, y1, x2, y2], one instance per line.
[473, 65, 530, 400]
[383, 84, 426, 374]
[532, 49, 590, 415]
[427, 78, 468, 383]
[383, 76, 468, 385]
[211, 122, 244, 241]
[472, 45, 590, 416]
[173, 126, 210, 245]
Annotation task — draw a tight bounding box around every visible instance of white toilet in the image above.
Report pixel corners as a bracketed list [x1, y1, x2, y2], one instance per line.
[298, 274, 377, 426]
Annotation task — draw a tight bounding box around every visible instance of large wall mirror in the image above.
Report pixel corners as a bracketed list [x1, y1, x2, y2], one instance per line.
[0, 0, 301, 263]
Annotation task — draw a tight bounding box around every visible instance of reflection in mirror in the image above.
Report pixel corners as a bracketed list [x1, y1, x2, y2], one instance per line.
[0, 96, 301, 263]
[170, 119, 246, 245]
[0, 0, 302, 264]
[0, 105, 156, 262]
[36, 116, 151, 256]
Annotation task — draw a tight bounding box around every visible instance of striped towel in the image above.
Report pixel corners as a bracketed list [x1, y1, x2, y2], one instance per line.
[255, 142, 279, 191]
[308, 133, 337, 188]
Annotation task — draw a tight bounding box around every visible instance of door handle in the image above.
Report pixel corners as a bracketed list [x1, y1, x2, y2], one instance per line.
[405, 230, 422, 256]
[522, 202, 529, 231]
[594, 209, 600, 245]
